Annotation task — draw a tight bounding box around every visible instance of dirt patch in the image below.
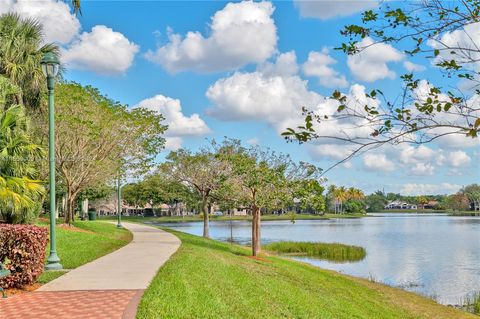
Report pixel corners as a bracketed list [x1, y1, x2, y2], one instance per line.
[58, 224, 94, 234]
[5, 283, 41, 296]
[245, 256, 272, 263]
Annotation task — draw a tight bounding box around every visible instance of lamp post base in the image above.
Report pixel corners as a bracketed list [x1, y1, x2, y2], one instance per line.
[116, 223, 124, 229]
[45, 252, 63, 270]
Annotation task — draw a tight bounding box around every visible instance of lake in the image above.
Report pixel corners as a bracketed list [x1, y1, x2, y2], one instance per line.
[152, 213, 480, 305]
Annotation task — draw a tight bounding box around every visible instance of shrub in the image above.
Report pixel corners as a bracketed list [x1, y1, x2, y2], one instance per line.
[0, 224, 48, 288]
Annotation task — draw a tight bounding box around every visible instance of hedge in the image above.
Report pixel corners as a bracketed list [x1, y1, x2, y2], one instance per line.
[0, 224, 48, 288]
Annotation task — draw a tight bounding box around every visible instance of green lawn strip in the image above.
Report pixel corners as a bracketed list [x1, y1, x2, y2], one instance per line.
[38, 220, 132, 283]
[137, 229, 473, 319]
[263, 241, 366, 262]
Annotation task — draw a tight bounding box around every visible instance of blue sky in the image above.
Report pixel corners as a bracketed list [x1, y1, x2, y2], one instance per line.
[4, 0, 478, 195]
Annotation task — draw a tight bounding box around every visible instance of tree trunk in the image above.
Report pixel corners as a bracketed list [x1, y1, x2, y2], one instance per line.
[65, 190, 77, 225]
[252, 204, 261, 256]
[202, 194, 209, 238]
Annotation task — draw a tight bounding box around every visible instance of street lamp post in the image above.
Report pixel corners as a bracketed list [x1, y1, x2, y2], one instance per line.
[41, 52, 62, 270]
[117, 178, 124, 228]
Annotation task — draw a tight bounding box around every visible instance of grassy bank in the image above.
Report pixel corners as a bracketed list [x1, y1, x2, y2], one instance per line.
[37, 220, 132, 283]
[136, 229, 473, 319]
[374, 209, 444, 213]
[263, 241, 366, 262]
[100, 213, 365, 224]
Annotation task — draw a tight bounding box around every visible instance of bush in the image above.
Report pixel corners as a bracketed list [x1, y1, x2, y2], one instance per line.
[0, 224, 48, 288]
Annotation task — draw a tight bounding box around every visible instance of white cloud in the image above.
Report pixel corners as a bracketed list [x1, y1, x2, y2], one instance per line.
[134, 94, 210, 150]
[207, 70, 320, 126]
[302, 49, 348, 88]
[206, 52, 379, 163]
[62, 25, 139, 75]
[428, 22, 480, 70]
[247, 137, 260, 145]
[307, 144, 356, 161]
[447, 150, 471, 168]
[403, 61, 426, 72]
[400, 183, 461, 196]
[347, 37, 404, 82]
[363, 153, 395, 172]
[258, 51, 299, 77]
[409, 163, 435, 176]
[0, 0, 80, 44]
[145, 1, 277, 73]
[294, 0, 378, 20]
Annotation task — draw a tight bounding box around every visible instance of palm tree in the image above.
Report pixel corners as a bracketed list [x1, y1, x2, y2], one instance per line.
[0, 78, 45, 223]
[0, 13, 59, 110]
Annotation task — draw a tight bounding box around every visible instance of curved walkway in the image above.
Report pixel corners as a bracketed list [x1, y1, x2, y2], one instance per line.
[0, 222, 180, 319]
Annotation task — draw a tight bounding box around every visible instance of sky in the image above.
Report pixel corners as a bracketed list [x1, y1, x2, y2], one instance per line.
[2, 0, 479, 195]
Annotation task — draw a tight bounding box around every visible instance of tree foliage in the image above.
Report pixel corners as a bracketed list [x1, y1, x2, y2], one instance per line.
[0, 13, 59, 110]
[0, 77, 45, 223]
[283, 1, 479, 169]
[35, 83, 166, 224]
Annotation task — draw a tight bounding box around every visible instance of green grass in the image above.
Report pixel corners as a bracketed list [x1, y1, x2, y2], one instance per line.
[99, 213, 365, 224]
[136, 229, 474, 319]
[38, 220, 132, 283]
[263, 241, 366, 262]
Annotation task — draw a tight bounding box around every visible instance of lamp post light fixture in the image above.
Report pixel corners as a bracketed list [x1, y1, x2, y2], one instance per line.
[41, 52, 62, 270]
[117, 178, 124, 229]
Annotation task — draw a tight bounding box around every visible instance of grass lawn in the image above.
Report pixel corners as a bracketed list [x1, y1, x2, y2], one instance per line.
[37, 220, 132, 283]
[99, 212, 365, 224]
[136, 229, 474, 319]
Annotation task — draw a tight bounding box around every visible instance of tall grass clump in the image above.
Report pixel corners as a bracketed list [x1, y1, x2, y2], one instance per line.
[263, 241, 366, 263]
[463, 291, 480, 314]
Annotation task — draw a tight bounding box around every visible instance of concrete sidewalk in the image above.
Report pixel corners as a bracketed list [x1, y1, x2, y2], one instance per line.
[39, 222, 181, 291]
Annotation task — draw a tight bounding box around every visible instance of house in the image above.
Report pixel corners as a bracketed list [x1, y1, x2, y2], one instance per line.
[384, 201, 417, 210]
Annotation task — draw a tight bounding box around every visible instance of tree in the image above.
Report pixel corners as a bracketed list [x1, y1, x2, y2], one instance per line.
[35, 83, 166, 224]
[365, 191, 388, 212]
[283, 1, 479, 168]
[463, 184, 480, 211]
[0, 77, 45, 223]
[447, 193, 470, 211]
[292, 179, 326, 214]
[219, 140, 321, 256]
[0, 13, 59, 110]
[416, 196, 429, 209]
[161, 148, 229, 238]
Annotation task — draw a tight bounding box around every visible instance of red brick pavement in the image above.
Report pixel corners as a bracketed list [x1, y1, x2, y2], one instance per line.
[0, 290, 144, 319]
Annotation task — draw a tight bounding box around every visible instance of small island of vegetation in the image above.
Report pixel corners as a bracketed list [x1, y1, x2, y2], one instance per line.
[263, 241, 366, 263]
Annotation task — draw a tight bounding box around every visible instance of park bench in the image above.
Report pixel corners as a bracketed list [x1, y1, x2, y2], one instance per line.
[0, 262, 10, 298]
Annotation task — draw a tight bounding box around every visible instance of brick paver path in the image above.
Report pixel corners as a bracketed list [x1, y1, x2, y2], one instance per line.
[0, 222, 180, 318]
[0, 290, 143, 319]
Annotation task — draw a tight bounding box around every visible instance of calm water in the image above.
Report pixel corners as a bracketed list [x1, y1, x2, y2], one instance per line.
[153, 213, 480, 305]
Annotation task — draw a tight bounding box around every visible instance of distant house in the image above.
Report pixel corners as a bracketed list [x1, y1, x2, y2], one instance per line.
[384, 201, 418, 210]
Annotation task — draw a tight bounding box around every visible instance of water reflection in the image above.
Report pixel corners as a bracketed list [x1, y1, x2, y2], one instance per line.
[153, 213, 480, 305]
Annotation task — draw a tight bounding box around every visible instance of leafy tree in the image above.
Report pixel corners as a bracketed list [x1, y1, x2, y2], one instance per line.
[365, 191, 387, 212]
[283, 1, 479, 166]
[0, 13, 59, 109]
[219, 140, 321, 256]
[0, 77, 45, 223]
[292, 179, 326, 214]
[161, 148, 230, 238]
[447, 193, 470, 211]
[344, 200, 366, 214]
[35, 83, 166, 224]
[416, 196, 429, 209]
[463, 184, 480, 211]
